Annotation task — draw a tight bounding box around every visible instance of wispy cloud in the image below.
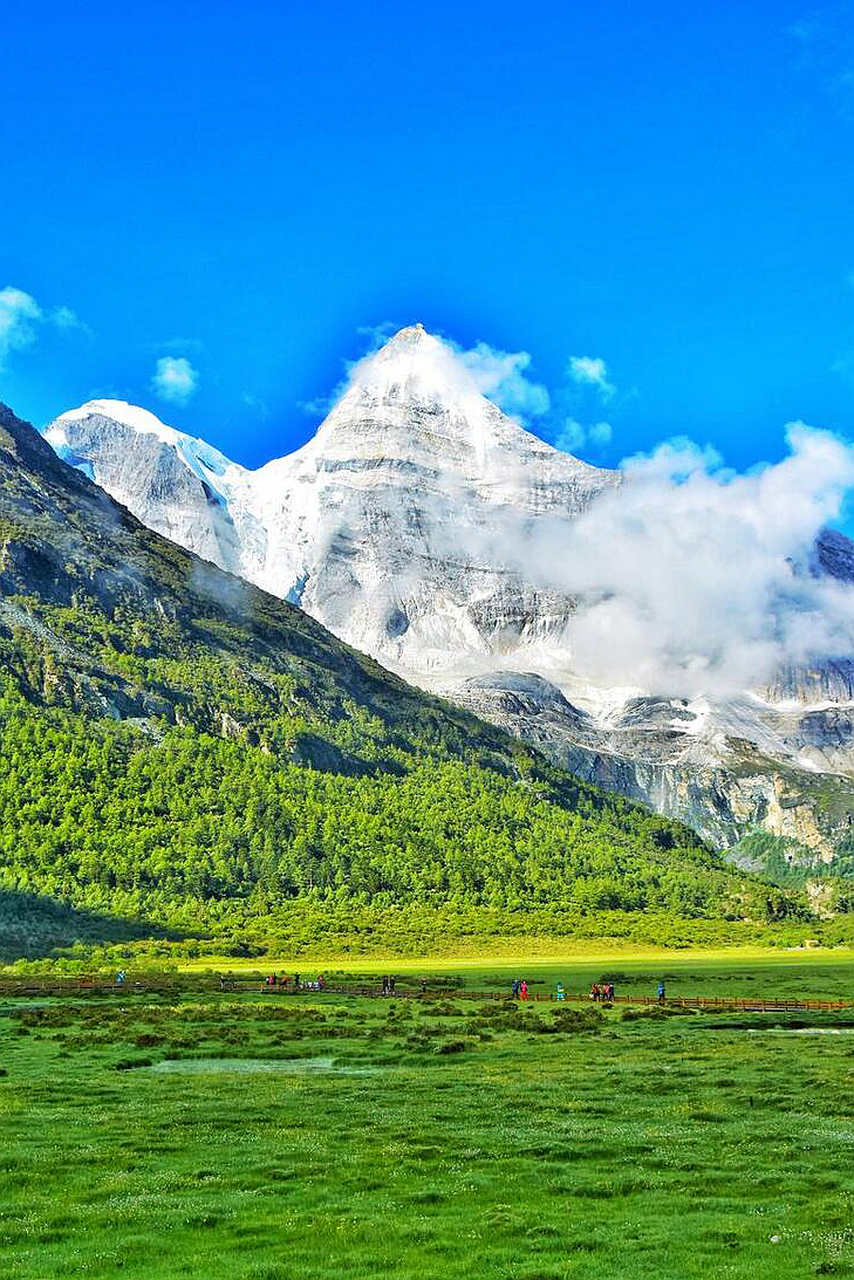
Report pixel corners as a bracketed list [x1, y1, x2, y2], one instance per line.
[152, 355, 198, 405]
[554, 417, 612, 455]
[457, 342, 550, 421]
[568, 354, 615, 401]
[242, 392, 269, 418]
[589, 420, 613, 446]
[154, 336, 205, 355]
[0, 287, 41, 369]
[50, 304, 88, 332]
[788, 6, 854, 120]
[0, 285, 87, 371]
[355, 321, 399, 352]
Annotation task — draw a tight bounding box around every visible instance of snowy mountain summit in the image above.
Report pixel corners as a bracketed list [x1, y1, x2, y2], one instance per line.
[47, 326, 616, 674]
[44, 325, 854, 872]
[45, 398, 246, 571]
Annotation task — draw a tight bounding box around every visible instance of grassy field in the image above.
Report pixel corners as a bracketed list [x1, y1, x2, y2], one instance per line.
[2, 956, 854, 1279]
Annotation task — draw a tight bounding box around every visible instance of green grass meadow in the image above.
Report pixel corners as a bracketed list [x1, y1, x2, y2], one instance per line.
[2, 952, 854, 1279]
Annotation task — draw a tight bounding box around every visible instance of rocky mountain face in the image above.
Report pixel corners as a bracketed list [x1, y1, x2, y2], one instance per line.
[448, 671, 854, 873]
[44, 325, 854, 878]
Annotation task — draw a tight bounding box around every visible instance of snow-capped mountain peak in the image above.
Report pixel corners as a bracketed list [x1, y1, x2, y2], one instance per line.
[43, 327, 618, 667]
[306, 325, 609, 495]
[44, 398, 247, 569]
[346, 322, 477, 406]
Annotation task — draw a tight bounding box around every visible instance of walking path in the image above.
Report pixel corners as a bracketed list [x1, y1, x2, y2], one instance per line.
[0, 974, 847, 1012]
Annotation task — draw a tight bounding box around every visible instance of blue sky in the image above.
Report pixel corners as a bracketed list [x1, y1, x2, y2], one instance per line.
[2, 0, 854, 472]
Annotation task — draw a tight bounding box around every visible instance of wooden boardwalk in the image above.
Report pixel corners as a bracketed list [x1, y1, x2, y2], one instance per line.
[0, 975, 848, 1014]
[531, 992, 851, 1013]
[321, 987, 852, 1013]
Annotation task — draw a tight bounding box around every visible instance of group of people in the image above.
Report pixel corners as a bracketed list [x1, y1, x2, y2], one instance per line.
[225, 970, 668, 1003]
[508, 977, 667, 1005]
[261, 972, 325, 992]
[513, 978, 621, 1002]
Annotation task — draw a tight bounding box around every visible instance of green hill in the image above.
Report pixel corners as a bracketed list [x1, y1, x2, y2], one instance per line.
[0, 404, 804, 960]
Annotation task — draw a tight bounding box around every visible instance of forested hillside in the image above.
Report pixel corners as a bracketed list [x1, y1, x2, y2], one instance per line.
[0, 403, 804, 958]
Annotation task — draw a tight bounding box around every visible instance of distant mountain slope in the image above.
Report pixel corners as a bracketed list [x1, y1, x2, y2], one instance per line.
[44, 325, 854, 879]
[1, 401, 788, 955]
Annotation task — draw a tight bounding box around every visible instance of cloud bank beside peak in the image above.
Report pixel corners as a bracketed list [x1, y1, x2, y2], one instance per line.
[536, 423, 854, 698]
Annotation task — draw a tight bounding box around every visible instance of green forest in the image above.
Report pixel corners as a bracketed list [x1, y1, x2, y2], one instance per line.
[0, 672, 806, 960]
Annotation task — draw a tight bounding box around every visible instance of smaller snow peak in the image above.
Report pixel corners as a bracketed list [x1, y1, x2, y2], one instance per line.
[52, 399, 183, 448]
[45, 399, 245, 490]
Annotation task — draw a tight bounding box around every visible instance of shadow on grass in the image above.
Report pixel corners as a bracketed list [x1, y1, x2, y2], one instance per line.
[0, 887, 183, 962]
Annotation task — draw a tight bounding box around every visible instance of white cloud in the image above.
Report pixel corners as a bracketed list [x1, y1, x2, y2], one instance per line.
[554, 418, 586, 453]
[554, 417, 612, 455]
[531, 423, 854, 698]
[0, 285, 90, 371]
[568, 354, 615, 400]
[0, 287, 43, 369]
[152, 355, 198, 405]
[457, 342, 550, 420]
